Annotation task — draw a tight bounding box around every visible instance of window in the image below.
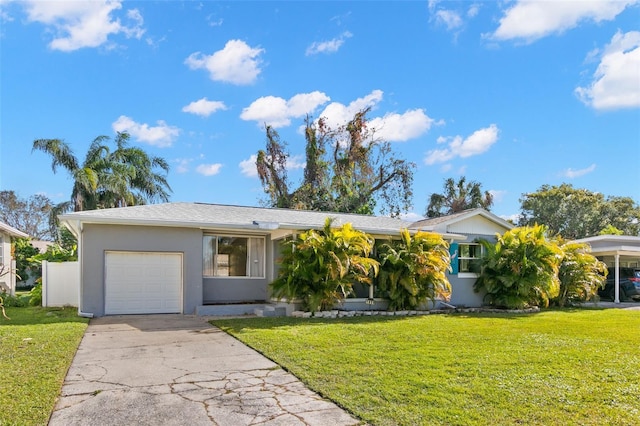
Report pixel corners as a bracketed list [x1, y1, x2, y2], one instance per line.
[458, 243, 482, 274]
[203, 235, 265, 278]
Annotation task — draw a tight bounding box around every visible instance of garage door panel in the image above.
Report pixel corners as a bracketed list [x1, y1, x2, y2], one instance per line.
[105, 252, 182, 315]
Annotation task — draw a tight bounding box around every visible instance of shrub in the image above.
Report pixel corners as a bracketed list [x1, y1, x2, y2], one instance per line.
[270, 218, 379, 312]
[0, 292, 27, 308]
[474, 225, 563, 309]
[14, 238, 40, 284]
[553, 238, 607, 306]
[29, 282, 42, 306]
[376, 229, 451, 310]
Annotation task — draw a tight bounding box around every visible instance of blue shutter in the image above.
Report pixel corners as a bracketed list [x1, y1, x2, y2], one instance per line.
[449, 242, 459, 275]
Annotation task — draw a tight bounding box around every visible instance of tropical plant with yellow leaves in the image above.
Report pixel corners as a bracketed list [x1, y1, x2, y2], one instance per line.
[271, 218, 379, 312]
[376, 229, 451, 310]
[473, 225, 563, 309]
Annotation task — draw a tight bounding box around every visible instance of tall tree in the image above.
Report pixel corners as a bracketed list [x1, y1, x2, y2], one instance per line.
[425, 176, 493, 218]
[256, 109, 415, 217]
[33, 132, 171, 213]
[0, 191, 54, 240]
[519, 184, 640, 239]
[33, 132, 171, 241]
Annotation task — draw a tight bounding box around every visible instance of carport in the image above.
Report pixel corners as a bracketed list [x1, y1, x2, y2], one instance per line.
[576, 235, 640, 303]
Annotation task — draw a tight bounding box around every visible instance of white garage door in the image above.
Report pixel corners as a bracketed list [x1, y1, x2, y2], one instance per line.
[105, 251, 182, 315]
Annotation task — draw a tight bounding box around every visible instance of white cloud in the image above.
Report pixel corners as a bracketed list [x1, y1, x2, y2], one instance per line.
[174, 158, 192, 174]
[500, 213, 520, 224]
[206, 14, 223, 27]
[467, 4, 480, 18]
[488, 189, 507, 202]
[196, 163, 223, 176]
[490, 0, 637, 43]
[112, 115, 180, 148]
[424, 124, 499, 165]
[561, 163, 597, 179]
[435, 10, 463, 30]
[1, 0, 15, 22]
[182, 98, 227, 117]
[316, 90, 384, 129]
[399, 211, 425, 222]
[287, 155, 306, 171]
[23, 0, 145, 51]
[306, 31, 352, 55]
[575, 31, 640, 110]
[185, 39, 264, 85]
[368, 109, 435, 142]
[239, 155, 258, 177]
[240, 91, 330, 127]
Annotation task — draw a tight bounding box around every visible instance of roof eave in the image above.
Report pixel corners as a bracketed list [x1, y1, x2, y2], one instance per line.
[0, 223, 29, 238]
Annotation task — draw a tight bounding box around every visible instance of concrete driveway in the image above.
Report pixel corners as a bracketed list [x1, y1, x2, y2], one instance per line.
[49, 315, 361, 426]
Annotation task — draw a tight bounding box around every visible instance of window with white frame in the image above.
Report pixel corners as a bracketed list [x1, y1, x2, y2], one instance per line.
[458, 243, 482, 273]
[203, 235, 265, 278]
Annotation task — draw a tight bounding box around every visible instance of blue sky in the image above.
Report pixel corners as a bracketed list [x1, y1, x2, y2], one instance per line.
[1, 0, 639, 221]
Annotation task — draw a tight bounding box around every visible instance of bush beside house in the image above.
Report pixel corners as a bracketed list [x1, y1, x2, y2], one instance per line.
[271, 222, 451, 312]
[272, 221, 608, 313]
[473, 225, 607, 309]
[270, 219, 379, 313]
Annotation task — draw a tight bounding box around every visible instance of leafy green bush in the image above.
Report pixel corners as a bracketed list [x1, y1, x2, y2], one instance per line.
[0, 292, 28, 307]
[271, 218, 379, 312]
[376, 229, 451, 310]
[28, 243, 77, 265]
[29, 282, 42, 306]
[474, 225, 563, 309]
[553, 238, 607, 306]
[14, 238, 40, 284]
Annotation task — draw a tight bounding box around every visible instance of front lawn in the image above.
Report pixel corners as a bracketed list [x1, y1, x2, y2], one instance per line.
[213, 309, 640, 426]
[0, 306, 88, 426]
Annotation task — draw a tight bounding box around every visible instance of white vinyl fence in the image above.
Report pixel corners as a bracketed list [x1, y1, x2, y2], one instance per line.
[42, 261, 79, 307]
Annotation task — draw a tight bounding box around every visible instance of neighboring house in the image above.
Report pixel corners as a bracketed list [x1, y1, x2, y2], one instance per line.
[574, 235, 640, 303]
[58, 203, 508, 317]
[0, 222, 29, 296]
[410, 208, 514, 307]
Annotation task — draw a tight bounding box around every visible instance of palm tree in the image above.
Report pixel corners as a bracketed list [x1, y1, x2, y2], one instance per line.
[553, 238, 607, 307]
[426, 176, 493, 218]
[376, 229, 451, 310]
[33, 136, 108, 212]
[98, 132, 171, 208]
[270, 218, 379, 312]
[473, 225, 563, 309]
[33, 132, 171, 219]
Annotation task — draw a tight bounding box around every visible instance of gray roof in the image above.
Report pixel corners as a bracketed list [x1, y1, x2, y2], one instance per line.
[59, 202, 415, 236]
[410, 209, 475, 229]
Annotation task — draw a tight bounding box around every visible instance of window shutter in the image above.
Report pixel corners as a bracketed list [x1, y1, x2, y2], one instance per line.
[449, 242, 459, 275]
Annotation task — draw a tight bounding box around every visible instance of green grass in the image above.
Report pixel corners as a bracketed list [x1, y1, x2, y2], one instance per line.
[212, 309, 640, 426]
[0, 306, 88, 426]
